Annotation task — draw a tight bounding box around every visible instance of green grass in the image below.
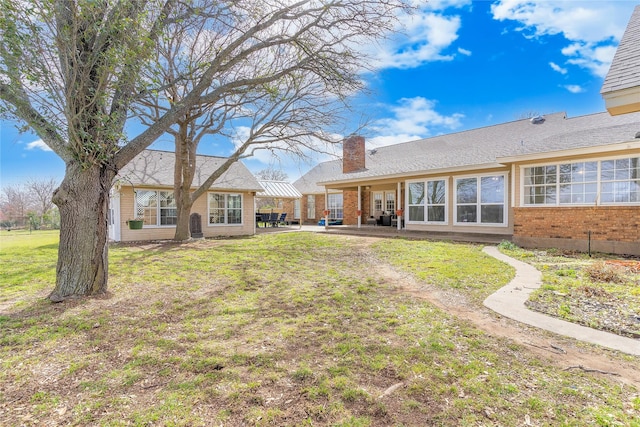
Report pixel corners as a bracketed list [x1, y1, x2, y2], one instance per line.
[0, 229, 59, 303]
[0, 231, 638, 426]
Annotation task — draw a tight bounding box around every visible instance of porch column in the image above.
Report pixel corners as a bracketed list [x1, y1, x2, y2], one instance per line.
[357, 185, 362, 228]
[397, 181, 402, 231]
[324, 187, 329, 229]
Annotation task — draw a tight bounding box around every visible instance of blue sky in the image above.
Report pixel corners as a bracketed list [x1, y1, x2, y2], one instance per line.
[1, 0, 638, 187]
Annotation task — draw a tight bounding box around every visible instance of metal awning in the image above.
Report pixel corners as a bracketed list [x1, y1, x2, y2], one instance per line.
[256, 180, 302, 199]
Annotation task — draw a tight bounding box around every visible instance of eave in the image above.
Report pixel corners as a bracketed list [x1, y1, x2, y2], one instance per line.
[318, 162, 504, 188]
[496, 140, 640, 164]
[602, 87, 640, 116]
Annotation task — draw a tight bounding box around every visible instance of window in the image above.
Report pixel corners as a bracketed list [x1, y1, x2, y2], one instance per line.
[294, 199, 301, 219]
[135, 190, 176, 226]
[385, 192, 395, 213]
[407, 179, 446, 223]
[455, 175, 505, 225]
[327, 193, 343, 219]
[523, 166, 557, 205]
[307, 195, 316, 219]
[523, 157, 639, 206]
[208, 193, 242, 225]
[601, 157, 640, 203]
[372, 192, 383, 213]
[559, 162, 597, 204]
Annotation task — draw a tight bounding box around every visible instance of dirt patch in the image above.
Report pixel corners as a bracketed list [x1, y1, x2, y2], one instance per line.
[372, 258, 640, 388]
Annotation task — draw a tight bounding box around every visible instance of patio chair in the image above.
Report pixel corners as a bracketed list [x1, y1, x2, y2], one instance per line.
[269, 212, 279, 227]
[260, 213, 270, 227]
[278, 212, 287, 226]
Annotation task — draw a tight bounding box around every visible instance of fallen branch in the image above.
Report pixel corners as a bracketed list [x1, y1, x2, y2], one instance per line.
[378, 382, 404, 399]
[525, 342, 565, 354]
[563, 365, 621, 376]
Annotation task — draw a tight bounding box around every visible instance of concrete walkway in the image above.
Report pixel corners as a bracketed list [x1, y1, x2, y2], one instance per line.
[483, 246, 640, 356]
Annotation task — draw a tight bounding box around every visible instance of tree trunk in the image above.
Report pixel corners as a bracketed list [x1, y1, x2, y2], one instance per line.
[49, 163, 114, 302]
[173, 194, 193, 241]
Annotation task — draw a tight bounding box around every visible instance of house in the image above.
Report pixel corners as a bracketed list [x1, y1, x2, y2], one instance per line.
[297, 112, 640, 255]
[293, 161, 344, 225]
[109, 149, 262, 242]
[601, 5, 640, 115]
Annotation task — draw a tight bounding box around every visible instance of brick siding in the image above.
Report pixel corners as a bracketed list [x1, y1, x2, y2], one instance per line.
[514, 206, 640, 242]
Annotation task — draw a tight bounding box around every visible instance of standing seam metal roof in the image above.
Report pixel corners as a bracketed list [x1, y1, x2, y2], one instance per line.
[257, 180, 302, 199]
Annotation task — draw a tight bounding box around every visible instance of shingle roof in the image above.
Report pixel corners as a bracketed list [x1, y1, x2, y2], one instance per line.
[294, 160, 342, 194]
[601, 5, 640, 94]
[257, 180, 302, 199]
[311, 111, 640, 185]
[117, 150, 262, 192]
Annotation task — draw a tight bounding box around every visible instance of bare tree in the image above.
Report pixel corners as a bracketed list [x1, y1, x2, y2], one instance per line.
[25, 177, 58, 226]
[135, 1, 404, 241]
[256, 168, 289, 182]
[0, 184, 30, 227]
[1, 0, 408, 300]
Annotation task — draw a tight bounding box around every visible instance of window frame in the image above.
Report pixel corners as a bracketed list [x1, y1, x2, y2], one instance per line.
[405, 177, 448, 224]
[207, 192, 243, 226]
[327, 193, 343, 220]
[134, 189, 177, 228]
[454, 173, 507, 226]
[521, 155, 640, 207]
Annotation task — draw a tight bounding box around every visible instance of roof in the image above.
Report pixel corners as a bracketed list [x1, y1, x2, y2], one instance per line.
[117, 149, 262, 192]
[308, 111, 640, 186]
[601, 5, 640, 95]
[257, 180, 302, 199]
[294, 161, 343, 194]
[601, 6, 640, 115]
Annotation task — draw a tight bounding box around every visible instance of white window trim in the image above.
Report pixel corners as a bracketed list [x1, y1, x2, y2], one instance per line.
[519, 154, 640, 207]
[134, 189, 177, 228]
[207, 192, 244, 226]
[405, 177, 449, 225]
[454, 173, 508, 227]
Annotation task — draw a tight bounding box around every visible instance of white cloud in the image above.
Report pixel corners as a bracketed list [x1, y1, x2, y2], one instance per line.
[371, 1, 472, 69]
[457, 47, 472, 56]
[563, 84, 584, 94]
[490, 1, 636, 77]
[549, 61, 567, 75]
[25, 139, 52, 152]
[369, 97, 464, 147]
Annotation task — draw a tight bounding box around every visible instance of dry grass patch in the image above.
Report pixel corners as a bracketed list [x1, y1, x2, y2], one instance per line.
[1, 231, 639, 426]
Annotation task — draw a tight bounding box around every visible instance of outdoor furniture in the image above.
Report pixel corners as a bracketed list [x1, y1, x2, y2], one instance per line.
[260, 213, 270, 227]
[366, 217, 377, 226]
[255, 213, 263, 228]
[269, 212, 279, 227]
[278, 212, 287, 226]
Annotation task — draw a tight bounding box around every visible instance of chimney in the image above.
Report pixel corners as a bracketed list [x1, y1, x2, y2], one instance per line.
[343, 135, 365, 173]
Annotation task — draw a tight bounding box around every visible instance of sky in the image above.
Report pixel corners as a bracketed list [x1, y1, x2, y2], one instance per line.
[1, 0, 639, 187]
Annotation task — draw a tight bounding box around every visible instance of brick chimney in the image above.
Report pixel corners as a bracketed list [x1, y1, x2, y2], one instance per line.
[343, 135, 365, 173]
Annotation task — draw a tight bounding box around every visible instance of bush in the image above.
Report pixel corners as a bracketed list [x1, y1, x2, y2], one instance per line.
[584, 261, 626, 284]
[498, 240, 518, 251]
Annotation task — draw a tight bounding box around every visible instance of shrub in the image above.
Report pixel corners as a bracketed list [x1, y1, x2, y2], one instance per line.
[584, 261, 626, 284]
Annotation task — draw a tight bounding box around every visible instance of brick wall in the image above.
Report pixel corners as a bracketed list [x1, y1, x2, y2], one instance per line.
[342, 190, 359, 225]
[343, 135, 365, 173]
[514, 206, 640, 242]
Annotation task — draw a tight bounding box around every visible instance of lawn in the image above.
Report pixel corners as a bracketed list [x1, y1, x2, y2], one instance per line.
[1, 230, 639, 426]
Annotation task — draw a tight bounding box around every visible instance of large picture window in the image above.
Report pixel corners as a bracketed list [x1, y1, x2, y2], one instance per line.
[208, 193, 242, 225]
[135, 190, 177, 226]
[455, 175, 505, 225]
[523, 157, 640, 206]
[407, 179, 446, 223]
